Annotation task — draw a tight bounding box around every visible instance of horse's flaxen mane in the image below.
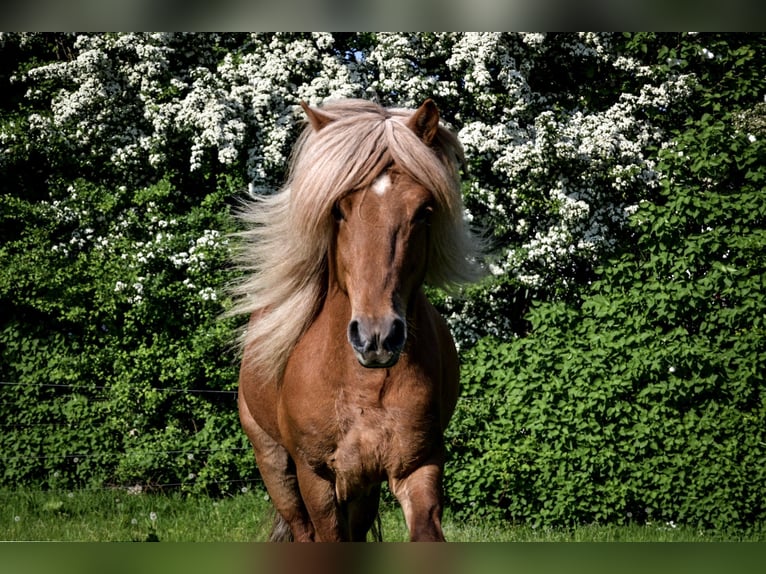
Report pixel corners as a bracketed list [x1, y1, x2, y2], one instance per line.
[229, 99, 482, 384]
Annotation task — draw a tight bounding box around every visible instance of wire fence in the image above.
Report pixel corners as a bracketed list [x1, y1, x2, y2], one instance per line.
[0, 380, 239, 395]
[0, 446, 252, 463]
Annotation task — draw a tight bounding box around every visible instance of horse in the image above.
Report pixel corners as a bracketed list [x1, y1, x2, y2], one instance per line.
[232, 98, 481, 542]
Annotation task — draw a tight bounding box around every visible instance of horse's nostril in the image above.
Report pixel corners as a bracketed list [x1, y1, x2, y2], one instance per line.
[383, 318, 406, 352]
[348, 319, 364, 350]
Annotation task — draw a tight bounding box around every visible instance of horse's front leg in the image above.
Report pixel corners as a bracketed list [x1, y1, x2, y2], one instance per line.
[389, 451, 447, 542]
[239, 398, 315, 541]
[295, 462, 348, 542]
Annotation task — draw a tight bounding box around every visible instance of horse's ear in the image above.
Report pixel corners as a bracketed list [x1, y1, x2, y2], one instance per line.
[300, 101, 333, 131]
[407, 98, 440, 146]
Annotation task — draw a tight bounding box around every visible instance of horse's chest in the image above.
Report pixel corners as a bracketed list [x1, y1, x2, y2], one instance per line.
[329, 406, 428, 500]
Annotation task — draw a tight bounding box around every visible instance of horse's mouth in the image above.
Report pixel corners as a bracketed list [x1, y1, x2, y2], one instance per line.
[354, 349, 401, 369]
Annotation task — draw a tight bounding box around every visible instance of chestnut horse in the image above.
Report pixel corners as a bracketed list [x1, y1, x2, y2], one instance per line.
[232, 99, 481, 541]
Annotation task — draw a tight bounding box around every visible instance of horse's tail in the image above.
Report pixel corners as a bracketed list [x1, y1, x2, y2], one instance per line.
[370, 512, 383, 542]
[269, 511, 294, 542]
[268, 508, 383, 542]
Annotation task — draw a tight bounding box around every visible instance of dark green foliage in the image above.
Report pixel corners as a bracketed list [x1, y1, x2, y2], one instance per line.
[0, 176, 251, 494]
[446, 101, 766, 532]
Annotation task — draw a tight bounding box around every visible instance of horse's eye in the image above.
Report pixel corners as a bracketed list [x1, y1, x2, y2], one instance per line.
[332, 202, 345, 222]
[413, 203, 434, 225]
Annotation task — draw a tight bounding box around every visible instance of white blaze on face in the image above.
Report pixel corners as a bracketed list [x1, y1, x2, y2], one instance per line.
[372, 172, 391, 196]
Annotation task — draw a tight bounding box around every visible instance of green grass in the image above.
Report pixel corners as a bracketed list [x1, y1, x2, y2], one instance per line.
[1, 488, 273, 542]
[1, 488, 762, 542]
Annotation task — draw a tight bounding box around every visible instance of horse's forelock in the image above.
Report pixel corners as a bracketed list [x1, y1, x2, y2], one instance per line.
[288, 102, 463, 235]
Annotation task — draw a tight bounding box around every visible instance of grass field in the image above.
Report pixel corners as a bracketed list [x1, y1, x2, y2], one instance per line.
[2, 488, 763, 542]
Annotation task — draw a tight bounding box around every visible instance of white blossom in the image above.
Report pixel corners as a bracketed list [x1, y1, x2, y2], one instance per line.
[10, 33, 708, 346]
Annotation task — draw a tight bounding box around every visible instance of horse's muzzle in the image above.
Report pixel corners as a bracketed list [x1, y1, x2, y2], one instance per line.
[347, 315, 406, 368]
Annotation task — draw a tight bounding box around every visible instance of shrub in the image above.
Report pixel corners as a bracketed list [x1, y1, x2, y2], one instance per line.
[0, 176, 251, 494]
[446, 111, 766, 532]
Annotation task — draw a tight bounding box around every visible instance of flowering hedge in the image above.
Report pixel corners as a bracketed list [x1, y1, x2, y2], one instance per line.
[5, 33, 701, 335]
[448, 114, 766, 532]
[1, 33, 764, 530]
